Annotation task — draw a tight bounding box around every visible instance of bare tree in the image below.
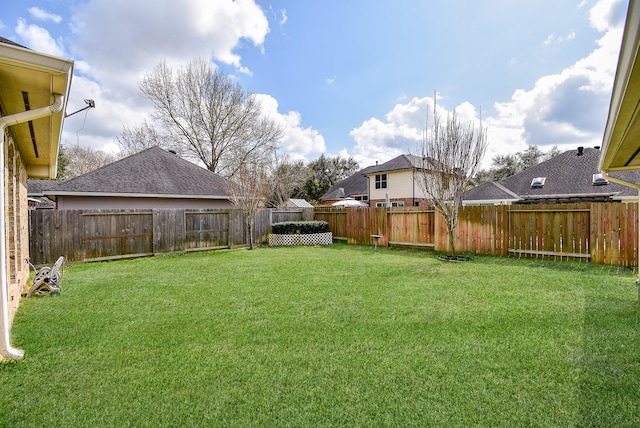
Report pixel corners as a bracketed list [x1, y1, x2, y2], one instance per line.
[269, 153, 308, 207]
[138, 58, 283, 177]
[59, 142, 116, 179]
[415, 101, 487, 260]
[117, 120, 172, 158]
[225, 161, 272, 250]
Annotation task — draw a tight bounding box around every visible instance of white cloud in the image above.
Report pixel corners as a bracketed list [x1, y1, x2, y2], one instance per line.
[29, 7, 62, 24]
[486, 0, 625, 161]
[544, 32, 577, 45]
[15, 19, 65, 57]
[71, 0, 269, 78]
[62, 75, 152, 154]
[544, 34, 555, 45]
[254, 94, 326, 161]
[348, 96, 484, 168]
[589, 0, 627, 31]
[345, 0, 626, 171]
[54, 0, 273, 153]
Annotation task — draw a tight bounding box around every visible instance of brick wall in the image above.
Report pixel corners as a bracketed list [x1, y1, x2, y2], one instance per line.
[4, 135, 30, 326]
[369, 197, 430, 207]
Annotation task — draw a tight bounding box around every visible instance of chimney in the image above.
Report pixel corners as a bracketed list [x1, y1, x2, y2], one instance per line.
[577, 147, 584, 156]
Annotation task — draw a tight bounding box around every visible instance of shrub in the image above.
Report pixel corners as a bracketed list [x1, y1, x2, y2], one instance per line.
[272, 221, 329, 235]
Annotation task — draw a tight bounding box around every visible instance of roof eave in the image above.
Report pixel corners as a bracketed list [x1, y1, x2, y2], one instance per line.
[45, 191, 229, 200]
[599, 0, 640, 174]
[0, 42, 74, 179]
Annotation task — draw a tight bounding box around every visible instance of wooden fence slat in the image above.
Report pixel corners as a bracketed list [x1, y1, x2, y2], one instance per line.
[315, 202, 637, 267]
[28, 203, 640, 268]
[28, 208, 305, 265]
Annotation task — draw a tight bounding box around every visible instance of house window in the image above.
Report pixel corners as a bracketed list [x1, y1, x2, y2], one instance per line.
[391, 201, 404, 208]
[375, 174, 387, 189]
[375, 202, 386, 208]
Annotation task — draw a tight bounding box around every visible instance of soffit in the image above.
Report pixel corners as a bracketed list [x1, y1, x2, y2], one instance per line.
[0, 44, 72, 178]
[600, 0, 640, 173]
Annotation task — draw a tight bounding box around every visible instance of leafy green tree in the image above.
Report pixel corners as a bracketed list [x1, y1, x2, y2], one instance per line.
[304, 154, 359, 204]
[474, 145, 560, 184]
[516, 145, 543, 171]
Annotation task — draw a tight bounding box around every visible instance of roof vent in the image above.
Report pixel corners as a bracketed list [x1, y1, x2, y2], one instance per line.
[531, 177, 546, 188]
[592, 173, 608, 186]
[577, 147, 584, 156]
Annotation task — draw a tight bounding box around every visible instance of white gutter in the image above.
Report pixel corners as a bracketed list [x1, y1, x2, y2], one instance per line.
[0, 94, 64, 360]
[600, 171, 640, 191]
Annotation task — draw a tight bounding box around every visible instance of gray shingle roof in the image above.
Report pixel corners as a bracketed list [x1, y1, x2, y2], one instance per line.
[365, 154, 425, 175]
[0, 36, 28, 49]
[463, 147, 640, 203]
[41, 147, 229, 198]
[28, 179, 61, 196]
[321, 164, 378, 200]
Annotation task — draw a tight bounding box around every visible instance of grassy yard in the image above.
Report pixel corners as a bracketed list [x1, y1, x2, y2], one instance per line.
[1, 244, 639, 426]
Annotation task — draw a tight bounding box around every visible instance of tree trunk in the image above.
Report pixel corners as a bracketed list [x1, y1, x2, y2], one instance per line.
[447, 223, 457, 260]
[247, 220, 254, 250]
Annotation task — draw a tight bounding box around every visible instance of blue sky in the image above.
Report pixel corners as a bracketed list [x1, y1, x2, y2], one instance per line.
[0, 0, 629, 170]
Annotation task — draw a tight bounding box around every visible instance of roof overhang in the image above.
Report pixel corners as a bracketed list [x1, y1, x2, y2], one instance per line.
[44, 191, 230, 201]
[0, 42, 74, 179]
[599, 0, 640, 175]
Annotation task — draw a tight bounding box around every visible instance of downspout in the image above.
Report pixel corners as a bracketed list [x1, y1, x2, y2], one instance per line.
[0, 94, 64, 360]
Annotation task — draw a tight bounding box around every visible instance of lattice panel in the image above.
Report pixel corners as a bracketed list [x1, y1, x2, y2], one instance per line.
[268, 232, 333, 246]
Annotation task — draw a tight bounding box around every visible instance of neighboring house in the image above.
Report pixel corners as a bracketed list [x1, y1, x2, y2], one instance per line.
[364, 154, 431, 207]
[34, 146, 233, 210]
[320, 164, 377, 206]
[321, 154, 434, 208]
[27, 178, 57, 209]
[463, 147, 640, 205]
[0, 37, 73, 360]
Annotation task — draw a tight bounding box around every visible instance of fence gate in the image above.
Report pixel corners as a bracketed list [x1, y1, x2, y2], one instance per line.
[82, 211, 154, 262]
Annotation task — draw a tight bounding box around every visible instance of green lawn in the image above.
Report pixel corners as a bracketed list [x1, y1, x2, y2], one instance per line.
[2, 244, 639, 426]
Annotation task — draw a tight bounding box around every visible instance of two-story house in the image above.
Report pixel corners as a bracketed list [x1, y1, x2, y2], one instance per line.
[364, 154, 431, 207]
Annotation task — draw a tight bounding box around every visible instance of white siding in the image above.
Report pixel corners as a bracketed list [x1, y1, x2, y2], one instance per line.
[369, 170, 428, 200]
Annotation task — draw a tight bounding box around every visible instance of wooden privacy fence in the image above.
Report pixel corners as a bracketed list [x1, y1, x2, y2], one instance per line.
[29, 208, 311, 265]
[315, 202, 639, 268]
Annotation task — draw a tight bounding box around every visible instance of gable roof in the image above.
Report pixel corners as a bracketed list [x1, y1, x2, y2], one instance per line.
[41, 146, 230, 200]
[464, 147, 640, 204]
[365, 154, 425, 175]
[321, 164, 378, 200]
[0, 37, 27, 49]
[286, 198, 314, 208]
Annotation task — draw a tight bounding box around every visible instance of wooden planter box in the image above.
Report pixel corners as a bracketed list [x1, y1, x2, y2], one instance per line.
[268, 232, 333, 247]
